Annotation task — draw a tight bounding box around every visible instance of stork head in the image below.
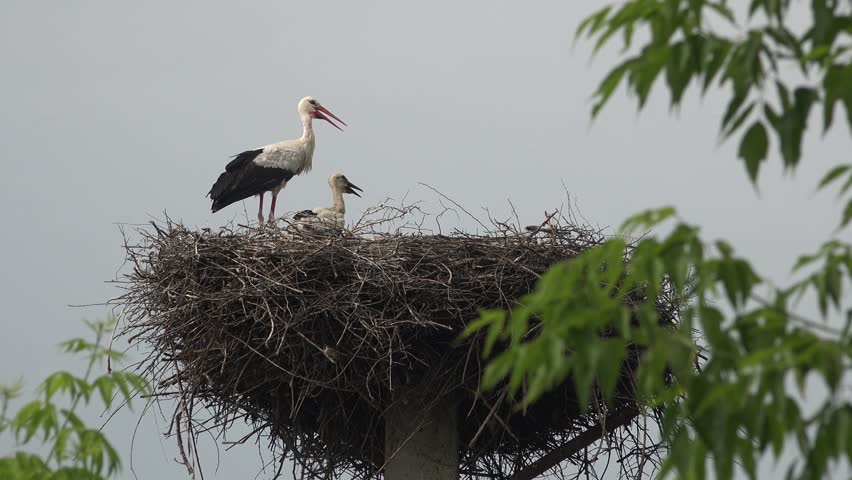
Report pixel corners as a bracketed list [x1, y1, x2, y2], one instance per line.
[330, 173, 362, 197]
[299, 96, 346, 131]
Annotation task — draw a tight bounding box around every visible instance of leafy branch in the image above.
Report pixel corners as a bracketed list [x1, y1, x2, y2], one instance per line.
[463, 207, 851, 479]
[578, 0, 852, 227]
[0, 318, 150, 480]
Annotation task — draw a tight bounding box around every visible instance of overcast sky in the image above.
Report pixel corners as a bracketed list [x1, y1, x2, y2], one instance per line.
[0, 1, 847, 478]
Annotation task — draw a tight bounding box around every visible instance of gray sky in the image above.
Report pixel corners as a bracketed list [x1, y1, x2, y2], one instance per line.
[0, 1, 847, 478]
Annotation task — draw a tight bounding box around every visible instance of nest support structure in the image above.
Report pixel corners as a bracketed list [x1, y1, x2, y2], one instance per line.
[117, 207, 677, 480]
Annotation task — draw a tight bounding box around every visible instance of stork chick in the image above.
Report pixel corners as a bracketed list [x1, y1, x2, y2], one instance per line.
[293, 174, 362, 230]
[208, 96, 346, 224]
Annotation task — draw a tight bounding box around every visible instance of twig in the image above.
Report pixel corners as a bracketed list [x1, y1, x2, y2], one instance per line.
[507, 406, 641, 480]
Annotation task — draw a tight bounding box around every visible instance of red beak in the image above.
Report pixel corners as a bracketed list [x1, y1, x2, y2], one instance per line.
[313, 105, 347, 131]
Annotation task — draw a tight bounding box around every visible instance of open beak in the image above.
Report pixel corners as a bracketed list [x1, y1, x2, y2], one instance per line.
[345, 181, 363, 197]
[314, 105, 347, 131]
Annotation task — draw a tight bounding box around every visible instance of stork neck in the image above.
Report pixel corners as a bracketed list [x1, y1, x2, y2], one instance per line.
[331, 188, 345, 214]
[300, 112, 315, 141]
[299, 112, 316, 172]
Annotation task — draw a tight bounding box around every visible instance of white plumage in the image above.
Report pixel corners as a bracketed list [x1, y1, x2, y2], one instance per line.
[208, 96, 346, 223]
[293, 173, 363, 230]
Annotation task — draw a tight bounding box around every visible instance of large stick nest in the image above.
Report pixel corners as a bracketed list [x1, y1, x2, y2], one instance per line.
[117, 202, 675, 479]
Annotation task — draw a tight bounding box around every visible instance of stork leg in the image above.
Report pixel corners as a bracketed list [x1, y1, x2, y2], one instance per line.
[268, 193, 278, 224]
[257, 193, 265, 224]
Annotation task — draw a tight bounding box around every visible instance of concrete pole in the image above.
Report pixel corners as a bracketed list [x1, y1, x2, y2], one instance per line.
[384, 392, 459, 480]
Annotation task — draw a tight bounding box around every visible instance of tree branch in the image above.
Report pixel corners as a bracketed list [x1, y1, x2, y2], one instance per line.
[507, 405, 640, 480]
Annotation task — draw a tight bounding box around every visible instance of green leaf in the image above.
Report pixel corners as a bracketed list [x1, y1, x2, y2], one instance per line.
[575, 6, 613, 40]
[572, 343, 598, 411]
[508, 346, 529, 393]
[810, 0, 832, 45]
[507, 304, 531, 345]
[40, 371, 77, 401]
[747, 0, 762, 18]
[54, 427, 73, 461]
[692, 381, 732, 418]
[38, 403, 58, 441]
[800, 44, 831, 63]
[842, 199, 852, 228]
[764, 26, 805, 63]
[629, 44, 670, 109]
[774, 86, 817, 169]
[740, 31, 766, 85]
[481, 313, 506, 357]
[620, 206, 676, 233]
[841, 174, 852, 195]
[459, 308, 501, 340]
[822, 63, 852, 134]
[59, 338, 95, 354]
[699, 306, 726, 351]
[592, 58, 636, 118]
[721, 90, 750, 133]
[707, 3, 735, 24]
[622, 21, 635, 51]
[597, 339, 626, 403]
[739, 435, 758, 480]
[104, 435, 122, 475]
[738, 121, 769, 183]
[702, 38, 732, 94]
[125, 373, 150, 397]
[722, 102, 756, 139]
[764, 103, 781, 129]
[481, 353, 513, 390]
[110, 372, 133, 409]
[13, 400, 44, 443]
[94, 376, 116, 408]
[665, 41, 693, 106]
[61, 409, 85, 431]
[0, 378, 25, 401]
[817, 165, 852, 190]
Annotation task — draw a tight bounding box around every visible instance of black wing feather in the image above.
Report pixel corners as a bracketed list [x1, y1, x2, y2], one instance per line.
[208, 149, 295, 213]
[293, 210, 317, 220]
[225, 148, 263, 172]
[208, 149, 264, 199]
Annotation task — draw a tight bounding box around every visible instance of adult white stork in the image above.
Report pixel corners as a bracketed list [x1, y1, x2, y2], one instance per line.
[293, 173, 362, 230]
[208, 96, 346, 223]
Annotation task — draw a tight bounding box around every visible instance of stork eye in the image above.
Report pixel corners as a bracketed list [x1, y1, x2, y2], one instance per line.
[309, 100, 318, 105]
